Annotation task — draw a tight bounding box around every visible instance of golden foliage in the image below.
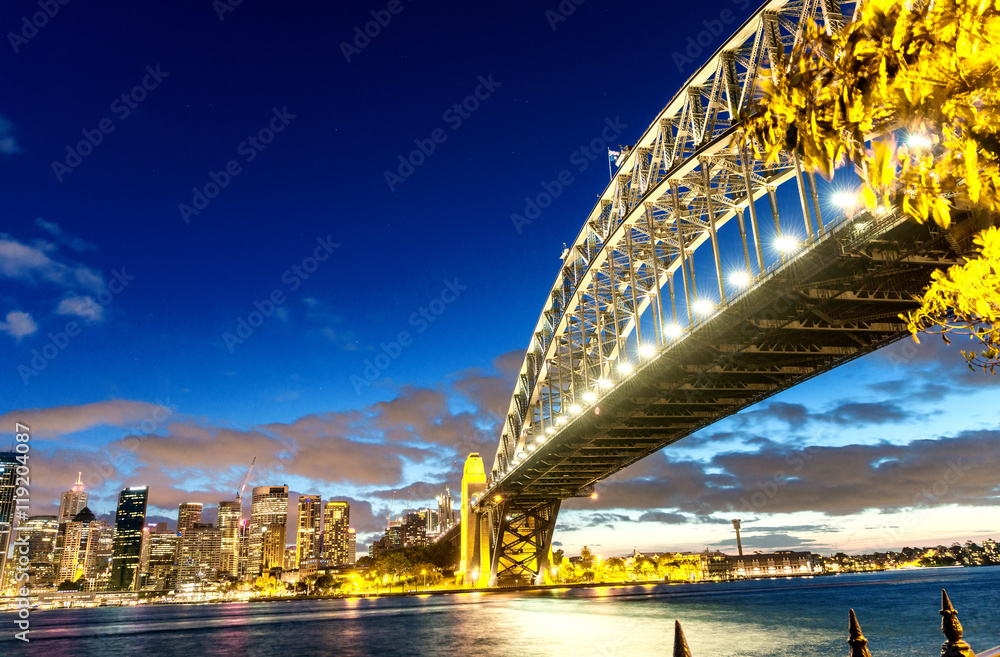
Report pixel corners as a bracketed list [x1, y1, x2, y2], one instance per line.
[906, 226, 1000, 372]
[735, 0, 1000, 371]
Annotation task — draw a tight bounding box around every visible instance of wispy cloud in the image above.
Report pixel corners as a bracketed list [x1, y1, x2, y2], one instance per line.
[56, 295, 104, 323]
[0, 310, 38, 340]
[34, 218, 97, 253]
[0, 113, 22, 155]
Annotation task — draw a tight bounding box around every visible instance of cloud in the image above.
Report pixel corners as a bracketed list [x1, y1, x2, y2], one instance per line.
[34, 218, 97, 253]
[0, 399, 175, 439]
[0, 235, 105, 293]
[566, 429, 1000, 518]
[0, 114, 22, 154]
[56, 295, 104, 322]
[0, 310, 37, 340]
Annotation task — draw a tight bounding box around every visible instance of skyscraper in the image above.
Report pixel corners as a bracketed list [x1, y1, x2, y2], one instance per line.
[109, 486, 148, 591]
[57, 507, 107, 585]
[322, 501, 350, 566]
[176, 523, 222, 586]
[177, 502, 203, 534]
[347, 528, 356, 564]
[248, 485, 288, 577]
[217, 500, 242, 575]
[141, 529, 180, 591]
[437, 486, 456, 533]
[0, 453, 19, 584]
[296, 495, 321, 569]
[58, 473, 88, 525]
[20, 515, 59, 583]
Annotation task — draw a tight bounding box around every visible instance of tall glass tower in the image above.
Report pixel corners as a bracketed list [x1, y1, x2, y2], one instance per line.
[109, 486, 148, 591]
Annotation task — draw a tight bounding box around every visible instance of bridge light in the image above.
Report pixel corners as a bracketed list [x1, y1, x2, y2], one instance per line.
[590, 492, 598, 499]
[693, 299, 714, 316]
[665, 323, 683, 338]
[597, 378, 613, 389]
[775, 235, 799, 253]
[546, 426, 556, 434]
[831, 191, 860, 209]
[569, 404, 582, 415]
[728, 270, 751, 289]
[557, 416, 568, 425]
[527, 444, 535, 452]
[536, 435, 545, 443]
[907, 133, 932, 149]
[638, 344, 656, 358]
[583, 391, 597, 402]
[618, 361, 633, 375]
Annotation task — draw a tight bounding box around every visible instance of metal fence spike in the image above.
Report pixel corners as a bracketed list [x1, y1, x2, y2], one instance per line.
[940, 589, 976, 657]
[674, 620, 693, 657]
[848, 609, 873, 657]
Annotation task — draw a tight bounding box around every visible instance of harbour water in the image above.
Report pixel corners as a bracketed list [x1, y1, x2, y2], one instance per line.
[3, 567, 998, 656]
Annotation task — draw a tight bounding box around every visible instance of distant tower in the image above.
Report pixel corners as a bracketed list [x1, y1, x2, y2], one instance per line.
[248, 485, 288, 577]
[731, 519, 743, 556]
[177, 503, 203, 535]
[58, 473, 88, 525]
[296, 495, 322, 568]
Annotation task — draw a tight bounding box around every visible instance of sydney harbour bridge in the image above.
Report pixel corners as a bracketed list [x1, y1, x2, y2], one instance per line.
[450, 0, 986, 587]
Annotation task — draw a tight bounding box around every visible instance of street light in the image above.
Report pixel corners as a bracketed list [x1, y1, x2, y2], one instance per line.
[422, 569, 427, 589]
[775, 235, 798, 254]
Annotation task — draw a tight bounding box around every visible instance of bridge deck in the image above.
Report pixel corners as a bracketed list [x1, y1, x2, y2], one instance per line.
[481, 211, 980, 505]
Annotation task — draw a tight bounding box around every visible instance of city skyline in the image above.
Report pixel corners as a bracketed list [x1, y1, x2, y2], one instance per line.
[2, 0, 998, 562]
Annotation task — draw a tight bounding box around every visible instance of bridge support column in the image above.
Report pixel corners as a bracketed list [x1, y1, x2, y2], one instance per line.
[486, 499, 561, 587]
[460, 453, 487, 587]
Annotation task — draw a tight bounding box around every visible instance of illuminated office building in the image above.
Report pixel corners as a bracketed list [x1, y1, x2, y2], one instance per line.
[322, 501, 350, 566]
[109, 486, 148, 590]
[217, 500, 242, 575]
[177, 502, 203, 534]
[296, 495, 321, 568]
[248, 485, 288, 576]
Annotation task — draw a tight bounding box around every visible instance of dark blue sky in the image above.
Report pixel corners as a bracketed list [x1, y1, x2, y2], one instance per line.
[2, 0, 761, 417]
[3, 0, 997, 554]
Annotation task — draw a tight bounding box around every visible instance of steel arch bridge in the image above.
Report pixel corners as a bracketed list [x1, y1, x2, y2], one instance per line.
[456, 0, 990, 587]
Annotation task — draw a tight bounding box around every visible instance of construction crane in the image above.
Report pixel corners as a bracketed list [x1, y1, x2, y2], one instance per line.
[235, 457, 256, 503]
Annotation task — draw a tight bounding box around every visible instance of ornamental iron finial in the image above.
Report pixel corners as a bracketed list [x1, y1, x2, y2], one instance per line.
[848, 609, 873, 657]
[673, 620, 693, 657]
[941, 590, 976, 657]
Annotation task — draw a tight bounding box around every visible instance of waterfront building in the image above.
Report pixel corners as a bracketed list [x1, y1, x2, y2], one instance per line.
[217, 500, 242, 575]
[57, 507, 100, 584]
[283, 545, 297, 571]
[109, 486, 148, 590]
[296, 495, 322, 569]
[177, 502, 203, 534]
[141, 529, 180, 590]
[322, 501, 350, 566]
[19, 515, 59, 583]
[176, 523, 222, 585]
[236, 519, 249, 579]
[248, 485, 288, 577]
[403, 512, 428, 547]
[700, 549, 817, 580]
[0, 453, 18, 585]
[347, 528, 356, 564]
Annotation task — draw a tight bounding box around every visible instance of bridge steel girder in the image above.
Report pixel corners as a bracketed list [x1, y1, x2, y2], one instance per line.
[472, 0, 998, 587]
[487, 499, 561, 587]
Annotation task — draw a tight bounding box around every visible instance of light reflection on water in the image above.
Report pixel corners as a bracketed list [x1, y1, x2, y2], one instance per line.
[2, 567, 997, 657]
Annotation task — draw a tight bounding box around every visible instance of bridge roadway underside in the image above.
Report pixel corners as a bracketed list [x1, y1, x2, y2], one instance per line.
[478, 212, 988, 584]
